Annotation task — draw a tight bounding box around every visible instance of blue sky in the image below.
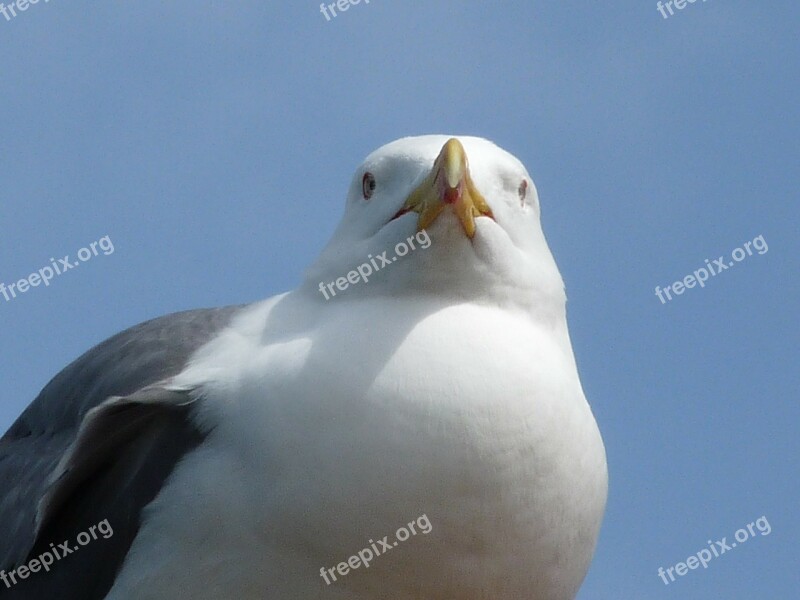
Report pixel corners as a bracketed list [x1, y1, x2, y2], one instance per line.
[1, 1, 798, 597]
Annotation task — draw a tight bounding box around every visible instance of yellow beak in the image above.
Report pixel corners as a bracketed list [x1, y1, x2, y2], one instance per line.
[393, 138, 493, 238]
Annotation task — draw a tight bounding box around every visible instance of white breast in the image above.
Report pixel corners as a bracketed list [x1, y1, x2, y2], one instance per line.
[106, 295, 607, 600]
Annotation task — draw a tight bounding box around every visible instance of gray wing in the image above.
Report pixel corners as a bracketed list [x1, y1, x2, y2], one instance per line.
[0, 305, 243, 599]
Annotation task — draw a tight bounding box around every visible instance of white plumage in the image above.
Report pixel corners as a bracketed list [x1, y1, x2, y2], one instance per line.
[103, 135, 607, 599]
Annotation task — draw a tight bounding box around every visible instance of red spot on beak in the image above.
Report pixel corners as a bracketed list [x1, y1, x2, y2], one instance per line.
[443, 186, 461, 205]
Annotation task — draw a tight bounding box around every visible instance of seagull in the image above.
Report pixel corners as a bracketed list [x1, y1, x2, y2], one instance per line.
[0, 135, 607, 599]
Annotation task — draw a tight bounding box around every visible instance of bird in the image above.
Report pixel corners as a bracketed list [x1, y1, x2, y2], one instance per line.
[0, 135, 607, 599]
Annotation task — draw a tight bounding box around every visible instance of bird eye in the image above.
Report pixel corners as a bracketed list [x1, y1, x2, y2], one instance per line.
[362, 172, 376, 200]
[518, 179, 528, 205]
